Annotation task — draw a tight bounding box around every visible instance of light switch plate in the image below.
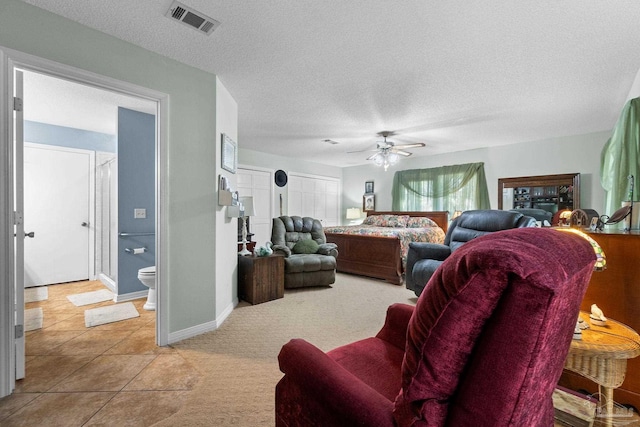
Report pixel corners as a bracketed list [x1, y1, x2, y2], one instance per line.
[134, 208, 146, 219]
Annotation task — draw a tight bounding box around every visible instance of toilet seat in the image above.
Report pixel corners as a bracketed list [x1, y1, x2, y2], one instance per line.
[138, 266, 155, 276]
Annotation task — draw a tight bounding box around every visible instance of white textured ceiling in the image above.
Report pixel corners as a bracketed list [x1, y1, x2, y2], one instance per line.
[18, 0, 640, 167]
[23, 71, 156, 135]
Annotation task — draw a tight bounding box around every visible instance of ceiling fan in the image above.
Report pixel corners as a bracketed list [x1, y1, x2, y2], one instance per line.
[349, 131, 426, 170]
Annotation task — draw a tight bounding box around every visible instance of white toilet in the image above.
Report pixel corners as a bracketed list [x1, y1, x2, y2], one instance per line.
[137, 266, 156, 311]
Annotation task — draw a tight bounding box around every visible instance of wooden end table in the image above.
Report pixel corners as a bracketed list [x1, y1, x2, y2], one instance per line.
[237, 254, 284, 304]
[564, 312, 640, 426]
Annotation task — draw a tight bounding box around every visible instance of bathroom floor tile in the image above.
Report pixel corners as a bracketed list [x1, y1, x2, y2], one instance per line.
[84, 390, 190, 426]
[15, 355, 96, 392]
[104, 327, 173, 355]
[25, 330, 86, 356]
[93, 313, 151, 332]
[1, 392, 115, 427]
[41, 311, 79, 330]
[46, 329, 132, 356]
[125, 354, 200, 391]
[10, 280, 164, 423]
[42, 313, 88, 331]
[50, 354, 156, 392]
[0, 393, 41, 422]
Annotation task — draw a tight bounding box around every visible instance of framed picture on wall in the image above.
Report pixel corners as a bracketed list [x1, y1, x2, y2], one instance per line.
[221, 133, 237, 173]
[365, 181, 374, 194]
[363, 194, 375, 212]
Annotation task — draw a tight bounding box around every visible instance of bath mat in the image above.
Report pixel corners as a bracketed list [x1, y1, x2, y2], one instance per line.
[25, 286, 48, 303]
[84, 302, 139, 327]
[67, 289, 114, 306]
[25, 307, 43, 331]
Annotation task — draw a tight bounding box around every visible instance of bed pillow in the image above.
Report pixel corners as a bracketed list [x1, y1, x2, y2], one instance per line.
[362, 214, 410, 227]
[292, 239, 320, 254]
[407, 217, 438, 228]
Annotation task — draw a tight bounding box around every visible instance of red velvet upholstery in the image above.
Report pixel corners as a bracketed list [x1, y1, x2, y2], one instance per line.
[276, 228, 596, 427]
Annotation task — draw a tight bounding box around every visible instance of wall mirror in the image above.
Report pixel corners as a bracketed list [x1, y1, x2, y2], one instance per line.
[498, 173, 580, 213]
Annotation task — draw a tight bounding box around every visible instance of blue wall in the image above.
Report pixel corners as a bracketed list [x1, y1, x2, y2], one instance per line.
[25, 120, 116, 152]
[117, 107, 156, 295]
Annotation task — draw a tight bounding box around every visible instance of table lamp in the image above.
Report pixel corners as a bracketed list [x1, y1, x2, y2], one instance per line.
[227, 196, 256, 255]
[346, 207, 362, 224]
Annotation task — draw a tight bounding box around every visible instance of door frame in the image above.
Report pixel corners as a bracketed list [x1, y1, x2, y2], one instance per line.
[0, 46, 170, 397]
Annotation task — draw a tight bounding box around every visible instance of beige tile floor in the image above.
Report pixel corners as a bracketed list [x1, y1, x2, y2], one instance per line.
[0, 281, 200, 426]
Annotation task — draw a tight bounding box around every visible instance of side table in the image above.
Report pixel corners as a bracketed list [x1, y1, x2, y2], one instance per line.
[564, 312, 640, 426]
[237, 254, 284, 304]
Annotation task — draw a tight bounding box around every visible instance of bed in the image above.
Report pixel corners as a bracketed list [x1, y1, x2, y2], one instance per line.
[324, 211, 448, 285]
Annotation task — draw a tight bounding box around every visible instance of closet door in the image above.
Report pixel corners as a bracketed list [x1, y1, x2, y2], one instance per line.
[237, 168, 273, 246]
[288, 174, 340, 226]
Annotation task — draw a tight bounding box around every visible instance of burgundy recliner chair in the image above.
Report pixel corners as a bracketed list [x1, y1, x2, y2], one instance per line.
[276, 228, 597, 426]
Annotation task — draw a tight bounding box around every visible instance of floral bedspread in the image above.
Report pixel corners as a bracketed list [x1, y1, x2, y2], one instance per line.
[323, 225, 445, 268]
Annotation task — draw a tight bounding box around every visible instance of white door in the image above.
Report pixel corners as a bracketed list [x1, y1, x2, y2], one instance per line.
[14, 69, 25, 380]
[23, 144, 91, 287]
[288, 174, 341, 226]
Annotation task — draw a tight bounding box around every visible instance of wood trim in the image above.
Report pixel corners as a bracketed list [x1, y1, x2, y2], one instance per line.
[367, 210, 449, 233]
[325, 233, 403, 285]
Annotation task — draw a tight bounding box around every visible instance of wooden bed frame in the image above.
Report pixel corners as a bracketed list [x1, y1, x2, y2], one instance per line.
[325, 211, 449, 285]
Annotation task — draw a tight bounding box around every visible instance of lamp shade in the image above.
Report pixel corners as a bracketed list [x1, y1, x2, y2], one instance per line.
[239, 196, 255, 217]
[346, 208, 362, 219]
[227, 204, 243, 218]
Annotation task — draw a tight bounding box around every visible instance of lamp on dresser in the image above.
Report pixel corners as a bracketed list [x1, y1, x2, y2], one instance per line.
[346, 207, 362, 225]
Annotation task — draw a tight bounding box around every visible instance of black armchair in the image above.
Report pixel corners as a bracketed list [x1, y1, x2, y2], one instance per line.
[510, 208, 553, 225]
[406, 210, 537, 296]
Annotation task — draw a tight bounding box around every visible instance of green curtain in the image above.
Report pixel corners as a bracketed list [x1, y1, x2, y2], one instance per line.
[600, 97, 640, 217]
[391, 162, 490, 213]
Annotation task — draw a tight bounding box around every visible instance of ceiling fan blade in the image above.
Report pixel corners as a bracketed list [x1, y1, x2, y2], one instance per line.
[391, 143, 426, 150]
[392, 150, 413, 157]
[347, 147, 378, 154]
[366, 153, 380, 160]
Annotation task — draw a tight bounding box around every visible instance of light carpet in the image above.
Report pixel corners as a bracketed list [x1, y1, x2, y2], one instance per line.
[24, 307, 43, 331]
[84, 301, 139, 327]
[24, 286, 48, 303]
[67, 289, 114, 306]
[153, 273, 417, 427]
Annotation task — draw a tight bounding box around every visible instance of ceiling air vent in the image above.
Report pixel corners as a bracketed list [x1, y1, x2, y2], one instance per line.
[165, 1, 221, 36]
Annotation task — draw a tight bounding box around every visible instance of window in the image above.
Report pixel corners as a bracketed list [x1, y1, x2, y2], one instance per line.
[391, 162, 490, 214]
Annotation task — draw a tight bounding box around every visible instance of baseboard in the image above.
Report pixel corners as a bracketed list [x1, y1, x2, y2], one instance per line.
[217, 298, 238, 326]
[167, 298, 238, 344]
[113, 289, 148, 303]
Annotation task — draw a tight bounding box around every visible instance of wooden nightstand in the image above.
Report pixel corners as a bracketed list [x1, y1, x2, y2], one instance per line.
[237, 255, 284, 304]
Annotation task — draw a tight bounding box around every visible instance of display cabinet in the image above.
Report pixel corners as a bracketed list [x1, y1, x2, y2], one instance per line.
[498, 173, 580, 213]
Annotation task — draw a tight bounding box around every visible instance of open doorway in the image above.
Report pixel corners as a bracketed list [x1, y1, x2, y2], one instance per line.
[13, 65, 163, 386]
[22, 70, 157, 293]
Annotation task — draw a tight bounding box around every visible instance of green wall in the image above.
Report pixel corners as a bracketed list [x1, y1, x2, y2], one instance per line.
[0, 0, 224, 335]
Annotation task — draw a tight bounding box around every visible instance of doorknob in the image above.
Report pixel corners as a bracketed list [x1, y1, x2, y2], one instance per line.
[25, 231, 35, 238]
[81, 222, 88, 227]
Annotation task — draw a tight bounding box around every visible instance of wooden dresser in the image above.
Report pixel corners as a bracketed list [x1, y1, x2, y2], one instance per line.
[559, 231, 640, 410]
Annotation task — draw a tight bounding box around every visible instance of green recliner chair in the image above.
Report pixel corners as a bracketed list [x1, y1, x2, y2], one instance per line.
[271, 216, 338, 289]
